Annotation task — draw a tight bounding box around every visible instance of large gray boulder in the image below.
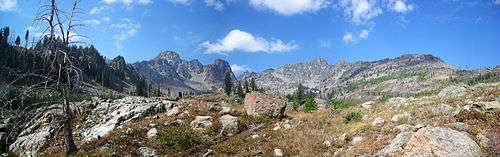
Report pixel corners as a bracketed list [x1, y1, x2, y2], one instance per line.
[244, 92, 286, 118]
[377, 132, 415, 156]
[219, 115, 239, 136]
[402, 126, 480, 157]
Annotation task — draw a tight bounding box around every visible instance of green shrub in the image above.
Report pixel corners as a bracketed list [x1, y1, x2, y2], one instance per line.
[303, 95, 318, 112]
[330, 99, 353, 109]
[291, 96, 299, 111]
[158, 126, 204, 153]
[343, 112, 362, 124]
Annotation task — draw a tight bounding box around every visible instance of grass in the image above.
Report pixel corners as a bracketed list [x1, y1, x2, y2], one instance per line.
[158, 126, 206, 153]
[344, 112, 362, 124]
[330, 99, 354, 110]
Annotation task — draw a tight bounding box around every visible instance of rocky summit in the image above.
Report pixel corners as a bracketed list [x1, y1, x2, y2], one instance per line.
[133, 51, 235, 94]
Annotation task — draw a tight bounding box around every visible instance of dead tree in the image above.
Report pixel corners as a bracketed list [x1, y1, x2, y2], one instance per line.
[33, 0, 83, 154]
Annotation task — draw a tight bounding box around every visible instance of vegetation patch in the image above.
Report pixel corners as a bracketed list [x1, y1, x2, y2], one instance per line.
[158, 126, 207, 154]
[343, 112, 362, 124]
[330, 99, 354, 110]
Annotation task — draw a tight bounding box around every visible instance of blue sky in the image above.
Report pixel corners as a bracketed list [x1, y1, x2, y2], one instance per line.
[1, 0, 499, 74]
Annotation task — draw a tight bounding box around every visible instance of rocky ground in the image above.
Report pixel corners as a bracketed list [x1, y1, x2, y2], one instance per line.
[2, 82, 499, 156]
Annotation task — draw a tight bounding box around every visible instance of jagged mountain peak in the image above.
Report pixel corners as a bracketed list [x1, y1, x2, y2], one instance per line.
[310, 57, 328, 65]
[156, 51, 181, 61]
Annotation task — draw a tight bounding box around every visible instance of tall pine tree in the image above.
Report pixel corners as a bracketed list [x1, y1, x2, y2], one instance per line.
[224, 72, 233, 96]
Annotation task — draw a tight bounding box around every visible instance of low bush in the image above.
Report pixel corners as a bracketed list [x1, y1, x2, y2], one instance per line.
[330, 99, 353, 109]
[158, 126, 205, 153]
[343, 112, 362, 124]
[303, 96, 318, 112]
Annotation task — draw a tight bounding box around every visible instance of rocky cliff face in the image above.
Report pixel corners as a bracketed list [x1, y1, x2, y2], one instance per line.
[133, 51, 235, 93]
[239, 54, 459, 100]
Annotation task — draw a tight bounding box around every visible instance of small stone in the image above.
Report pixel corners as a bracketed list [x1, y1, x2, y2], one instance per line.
[190, 116, 213, 130]
[323, 140, 331, 147]
[351, 136, 363, 145]
[447, 122, 469, 132]
[220, 106, 232, 114]
[138, 147, 157, 157]
[149, 123, 157, 127]
[274, 148, 283, 157]
[361, 101, 375, 108]
[251, 134, 259, 139]
[147, 128, 158, 139]
[167, 107, 181, 116]
[396, 124, 414, 132]
[413, 124, 425, 131]
[371, 117, 385, 127]
[391, 112, 411, 122]
[219, 115, 239, 136]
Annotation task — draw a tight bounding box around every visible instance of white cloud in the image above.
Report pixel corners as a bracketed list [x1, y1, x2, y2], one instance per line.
[250, 0, 328, 15]
[201, 29, 297, 54]
[343, 29, 370, 43]
[0, 0, 16, 11]
[102, 0, 152, 6]
[339, 0, 382, 24]
[110, 19, 141, 49]
[168, 0, 191, 5]
[205, 0, 224, 11]
[231, 64, 252, 73]
[390, 0, 413, 13]
[90, 6, 109, 15]
[84, 19, 102, 26]
[495, 0, 500, 5]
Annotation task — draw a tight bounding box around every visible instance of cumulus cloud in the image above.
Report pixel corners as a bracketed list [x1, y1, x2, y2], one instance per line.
[250, 0, 328, 15]
[390, 0, 413, 13]
[201, 29, 297, 54]
[205, 0, 225, 11]
[231, 64, 252, 73]
[110, 19, 141, 49]
[0, 0, 16, 11]
[339, 0, 382, 24]
[343, 29, 370, 43]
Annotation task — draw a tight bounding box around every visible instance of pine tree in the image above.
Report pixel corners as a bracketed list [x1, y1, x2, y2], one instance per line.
[235, 81, 245, 99]
[15, 36, 21, 47]
[244, 79, 249, 93]
[25, 29, 29, 47]
[224, 72, 232, 96]
[135, 78, 147, 97]
[250, 78, 257, 91]
[297, 83, 305, 105]
[303, 95, 318, 112]
[291, 96, 299, 111]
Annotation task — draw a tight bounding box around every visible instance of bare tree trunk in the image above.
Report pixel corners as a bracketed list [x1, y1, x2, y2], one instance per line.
[62, 85, 77, 154]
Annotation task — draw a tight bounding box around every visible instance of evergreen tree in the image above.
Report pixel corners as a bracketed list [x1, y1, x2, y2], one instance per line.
[15, 36, 20, 47]
[224, 72, 232, 96]
[25, 29, 29, 47]
[244, 79, 249, 93]
[291, 96, 299, 111]
[135, 78, 147, 97]
[235, 81, 245, 99]
[250, 78, 257, 91]
[1, 27, 9, 45]
[303, 95, 318, 112]
[297, 83, 305, 105]
[156, 86, 161, 97]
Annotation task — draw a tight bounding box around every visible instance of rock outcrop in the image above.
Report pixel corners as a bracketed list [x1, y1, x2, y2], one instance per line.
[244, 92, 286, 118]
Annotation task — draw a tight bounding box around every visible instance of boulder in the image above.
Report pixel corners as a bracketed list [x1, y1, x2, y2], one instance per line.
[402, 126, 480, 157]
[377, 132, 415, 156]
[371, 117, 385, 127]
[274, 148, 284, 157]
[396, 124, 414, 132]
[391, 112, 411, 122]
[190, 116, 213, 130]
[167, 106, 181, 116]
[244, 92, 286, 118]
[351, 136, 364, 145]
[147, 128, 158, 139]
[219, 115, 239, 136]
[138, 147, 157, 157]
[431, 104, 455, 116]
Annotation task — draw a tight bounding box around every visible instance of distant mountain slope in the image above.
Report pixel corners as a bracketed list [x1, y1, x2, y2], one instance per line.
[239, 54, 479, 101]
[133, 51, 235, 94]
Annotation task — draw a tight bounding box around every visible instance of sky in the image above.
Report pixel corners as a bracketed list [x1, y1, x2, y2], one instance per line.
[0, 0, 499, 74]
